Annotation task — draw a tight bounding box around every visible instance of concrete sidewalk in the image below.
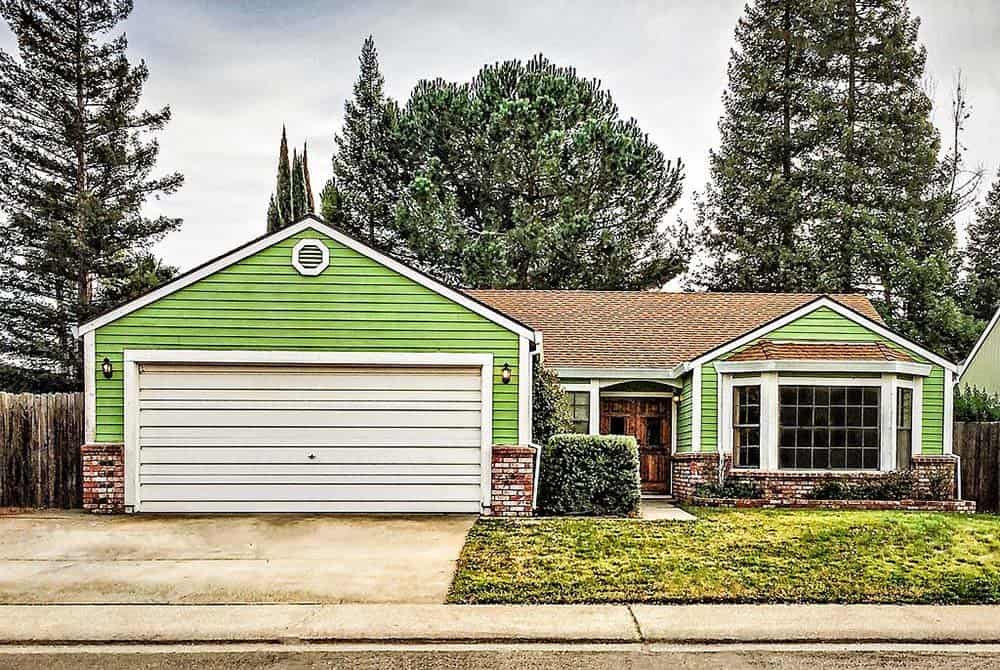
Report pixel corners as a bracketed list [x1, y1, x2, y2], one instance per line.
[3, 604, 1000, 644]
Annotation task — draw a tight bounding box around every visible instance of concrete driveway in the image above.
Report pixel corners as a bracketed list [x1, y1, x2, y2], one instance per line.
[0, 511, 476, 604]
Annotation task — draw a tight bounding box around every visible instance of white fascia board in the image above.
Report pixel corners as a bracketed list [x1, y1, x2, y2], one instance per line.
[688, 297, 958, 373]
[960, 307, 1000, 381]
[714, 360, 933, 377]
[74, 218, 538, 342]
[121, 349, 495, 368]
[553, 366, 683, 381]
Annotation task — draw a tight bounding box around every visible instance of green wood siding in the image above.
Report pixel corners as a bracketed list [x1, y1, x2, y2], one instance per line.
[961, 318, 1000, 396]
[700, 363, 718, 452]
[93, 230, 521, 443]
[676, 373, 693, 452]
[703, 306, 948, 455]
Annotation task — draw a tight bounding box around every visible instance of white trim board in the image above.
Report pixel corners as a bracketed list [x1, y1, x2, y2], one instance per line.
[121, 349, 495, 512]
[960, 306, 1000, 381]
[553, 367, 684, 382]
[714, 360, 932, 377]
[74, 217, 538, 342]
[687, 297, 958, 373]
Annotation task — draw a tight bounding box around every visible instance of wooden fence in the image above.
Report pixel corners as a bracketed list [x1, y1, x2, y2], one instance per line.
[0, 392, 83, 509]
[954, 422, 1000, 514]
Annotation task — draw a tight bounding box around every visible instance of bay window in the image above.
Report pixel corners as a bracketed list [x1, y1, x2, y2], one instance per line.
[778, 385, 881, 470]
[732, 385, 761, 468]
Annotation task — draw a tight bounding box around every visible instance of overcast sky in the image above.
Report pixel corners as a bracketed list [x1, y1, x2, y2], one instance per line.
[2, 0, 998, 278]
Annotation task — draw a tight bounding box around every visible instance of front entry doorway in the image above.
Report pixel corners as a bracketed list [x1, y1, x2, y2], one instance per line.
[599, 397, 672, 494]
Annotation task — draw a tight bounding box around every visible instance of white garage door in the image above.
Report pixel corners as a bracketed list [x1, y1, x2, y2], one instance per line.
[135, 363, 485, 513]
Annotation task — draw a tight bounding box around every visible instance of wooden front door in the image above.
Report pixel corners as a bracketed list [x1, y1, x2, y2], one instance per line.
[599, 397, 672, 493]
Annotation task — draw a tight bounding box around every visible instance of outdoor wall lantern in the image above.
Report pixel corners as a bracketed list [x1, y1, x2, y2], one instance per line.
[101, 357, 113, 379]
[501, 363, 512, 384]
[672, 392, 682, 404]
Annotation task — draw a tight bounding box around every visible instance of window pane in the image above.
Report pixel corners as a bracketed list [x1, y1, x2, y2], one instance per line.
[733, 385, 761, 469]
[778, 385, 880, 471]
[609, 416, 626, 434]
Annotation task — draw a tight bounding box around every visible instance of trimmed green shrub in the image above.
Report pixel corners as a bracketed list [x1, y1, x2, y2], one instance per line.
[532, 362, 571, 445]
[695, 479, 763, 499]
[806, 471, 916, 501]
[955, 386, 1000, 422]
[537, 434, 640, 516]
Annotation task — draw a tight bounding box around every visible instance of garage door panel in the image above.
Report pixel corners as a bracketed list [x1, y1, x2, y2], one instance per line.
[139, 369, 481, 392]
[139, 408, 482, 428]
[139, 426, 482, 447]
[139, 463, 481, 477]
[134, 362, 487, 513]
[138, 500, 481, 514]
[141, 474, 481, 485]
[139, 483, 481, 502]
[139, 446, 483, 465]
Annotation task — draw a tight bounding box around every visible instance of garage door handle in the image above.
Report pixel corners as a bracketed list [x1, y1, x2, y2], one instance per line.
[307, 453, 316, 460]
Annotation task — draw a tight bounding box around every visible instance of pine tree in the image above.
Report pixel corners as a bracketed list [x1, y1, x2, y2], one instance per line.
[0, 0, 183, 388]
[290, 148, 307, 220]
[391, 56, 688, 289]
[330, 35, 400, 248]
[692, 0, 823, 292]
[966, 175, 1000, 321]
[266, 126, 293, 233]
[694, 0, 970, 356]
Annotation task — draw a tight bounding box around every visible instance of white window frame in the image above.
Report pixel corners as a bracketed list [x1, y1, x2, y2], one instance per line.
[720, 373, 923, 473]
[122, 349, 495, 512]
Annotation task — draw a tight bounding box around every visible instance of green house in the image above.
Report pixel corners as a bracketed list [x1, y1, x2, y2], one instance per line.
[960, 307, 1000, 397]
[75, 216, 960, 514]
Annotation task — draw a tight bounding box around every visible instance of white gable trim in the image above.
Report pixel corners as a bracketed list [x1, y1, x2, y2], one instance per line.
[73, 217, 537, 341]
[715, 360, 933, 377]
[687, 297, 958, 373]
[960, 306, 1000, 382]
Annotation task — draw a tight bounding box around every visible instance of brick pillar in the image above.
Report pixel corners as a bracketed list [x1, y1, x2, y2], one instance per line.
[81, 443, 125, 514]
[489, 444, 537, 517]
[911, 455, 959, 500]
[670, 452, 719, 501]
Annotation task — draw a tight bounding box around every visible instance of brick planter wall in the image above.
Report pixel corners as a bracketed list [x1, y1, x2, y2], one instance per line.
[489, 444, 537, 517]
[673, 449, 961, 508]
[81, 443, 125, 514]
[693, 496, 976, 513]
[670, 452, 719, 500]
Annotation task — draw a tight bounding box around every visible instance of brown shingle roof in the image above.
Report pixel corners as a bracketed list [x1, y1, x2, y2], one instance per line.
[727, 340, 912, 363]
[466, 291, 883, 370]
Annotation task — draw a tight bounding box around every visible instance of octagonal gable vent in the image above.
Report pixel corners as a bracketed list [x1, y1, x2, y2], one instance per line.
[292, 239, 329, 276]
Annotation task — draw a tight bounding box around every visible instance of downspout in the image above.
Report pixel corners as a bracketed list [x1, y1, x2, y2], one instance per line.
[530, 343, 544, 512]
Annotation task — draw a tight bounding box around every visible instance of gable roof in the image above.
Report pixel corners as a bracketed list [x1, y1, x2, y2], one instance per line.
[961, 306, 1000, 380]
[467, 290, 881, 370]
[468, 290, 957, 373]
[728, 340, 914, 363]
[74, 216, 538, 341]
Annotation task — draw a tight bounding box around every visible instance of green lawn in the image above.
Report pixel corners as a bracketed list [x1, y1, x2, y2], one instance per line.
[448, 508, 1000, 604]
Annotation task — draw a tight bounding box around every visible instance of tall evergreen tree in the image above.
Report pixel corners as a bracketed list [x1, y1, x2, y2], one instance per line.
[319, 177, 345, 226]
[965, 175, 1000, 322]
[290, 148, 307, 220]
[694, 0, 970, 356]
[0, 0, 183, 388]
[693, 0, 823, 292]
[266, 126, 292, 233]
[327, 35, 400, 248]
[301, 143, 315, 213]
[390, 56, 688, 289]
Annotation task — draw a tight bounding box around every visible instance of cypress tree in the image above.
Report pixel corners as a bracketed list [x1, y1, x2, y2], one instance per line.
[290, 148, 307, 220]
[266, 126, 293, 233]
[0, 0, 183, 388]
[302, 143, 315, 213]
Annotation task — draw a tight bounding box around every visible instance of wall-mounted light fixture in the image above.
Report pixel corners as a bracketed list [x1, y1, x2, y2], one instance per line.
[101, 357, 113, 379]
[672, 392, 682, 404]
[501, 363, 512, 384]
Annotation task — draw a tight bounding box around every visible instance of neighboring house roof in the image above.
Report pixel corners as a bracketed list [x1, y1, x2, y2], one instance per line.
[466, 290, 883, 370]
[74, 216, 538, 341]
[728, 341, 914, 363]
